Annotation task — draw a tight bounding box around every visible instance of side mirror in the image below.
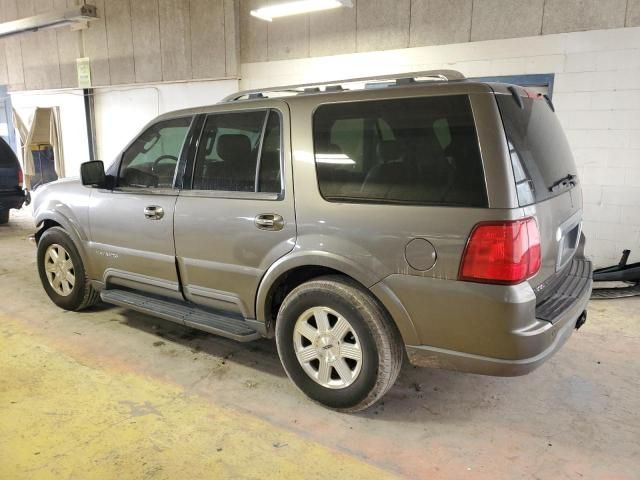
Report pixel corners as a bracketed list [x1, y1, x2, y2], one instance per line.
[80, 160, 107, 188]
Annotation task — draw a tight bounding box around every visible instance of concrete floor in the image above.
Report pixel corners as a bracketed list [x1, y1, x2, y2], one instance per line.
[1, 208, 639, 480]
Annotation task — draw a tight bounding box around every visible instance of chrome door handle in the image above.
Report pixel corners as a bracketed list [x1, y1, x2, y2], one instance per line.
[144, 205, 164, 220]
[255, 213, 284, 231]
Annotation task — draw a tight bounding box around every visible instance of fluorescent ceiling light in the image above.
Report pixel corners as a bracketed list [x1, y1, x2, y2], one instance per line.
[315, 153, 355, 165]
[0, 4, 97, 39]
[251, 0, 352, 22]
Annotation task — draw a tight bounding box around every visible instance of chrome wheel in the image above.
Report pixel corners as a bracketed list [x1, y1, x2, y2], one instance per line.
[293, 306, 363, 389]
[44, 244, 75, 297]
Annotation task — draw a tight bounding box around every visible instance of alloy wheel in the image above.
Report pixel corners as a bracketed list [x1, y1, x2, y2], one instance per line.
[293, 306, 363, 389]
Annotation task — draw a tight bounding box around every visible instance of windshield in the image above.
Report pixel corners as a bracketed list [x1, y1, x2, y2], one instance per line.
[496, 94, 578, 205]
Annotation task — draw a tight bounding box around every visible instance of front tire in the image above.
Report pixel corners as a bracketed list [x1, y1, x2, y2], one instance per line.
[37, 227, 99, 311]
[275, 275, 403, 412]
[0, 209, 9, 224]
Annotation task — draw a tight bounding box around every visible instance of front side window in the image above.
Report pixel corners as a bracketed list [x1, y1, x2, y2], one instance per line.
[192, 110, 282, 193]
[118, 116, 192, 189]
[313, 95, 487, 207]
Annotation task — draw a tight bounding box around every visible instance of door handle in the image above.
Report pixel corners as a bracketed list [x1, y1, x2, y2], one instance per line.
[255, 213, 284, 231]
[144, 205, 164, 220]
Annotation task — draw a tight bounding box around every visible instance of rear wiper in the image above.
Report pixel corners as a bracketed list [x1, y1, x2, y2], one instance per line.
[548, 173, 577, 192]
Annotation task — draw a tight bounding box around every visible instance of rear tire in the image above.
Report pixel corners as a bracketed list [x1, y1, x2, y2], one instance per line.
[37, 227, 99, 311]
[0, 209, 9, 225]
[275, 275, 403, 412]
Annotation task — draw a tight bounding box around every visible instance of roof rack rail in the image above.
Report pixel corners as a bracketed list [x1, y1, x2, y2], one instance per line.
[221, 69, 465, 102]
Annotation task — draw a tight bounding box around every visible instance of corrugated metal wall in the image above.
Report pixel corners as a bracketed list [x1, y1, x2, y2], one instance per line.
[0, 0, 239, 91]
[240, 0, 640, 63]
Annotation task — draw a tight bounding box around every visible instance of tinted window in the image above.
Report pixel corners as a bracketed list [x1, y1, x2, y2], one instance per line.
[0, 137, 18, 168]
[258, 111, 282, 193]
[497, 94, 578, 205]
[192, 110, 282, 193]
[313, 96, 487, 207]
[119, 117, 192, 188]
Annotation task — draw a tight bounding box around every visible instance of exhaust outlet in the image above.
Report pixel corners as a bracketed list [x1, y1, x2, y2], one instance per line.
[575, 311, 587, 330]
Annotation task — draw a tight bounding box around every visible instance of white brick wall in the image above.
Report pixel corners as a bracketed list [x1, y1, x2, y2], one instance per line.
[241, 27, 640, 267]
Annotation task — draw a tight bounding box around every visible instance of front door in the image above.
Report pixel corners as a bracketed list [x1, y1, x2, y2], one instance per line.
[174, 104, 295, 319]
[88, 115, 194, 299]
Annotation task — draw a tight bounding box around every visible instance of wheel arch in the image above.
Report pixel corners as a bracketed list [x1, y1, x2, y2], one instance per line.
[255, 252, 419, 344]
[35, 212, 90, 271]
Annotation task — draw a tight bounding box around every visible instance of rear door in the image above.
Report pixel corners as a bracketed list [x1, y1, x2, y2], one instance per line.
[496, 91, 582, 287]
[174, 103, 295, 319]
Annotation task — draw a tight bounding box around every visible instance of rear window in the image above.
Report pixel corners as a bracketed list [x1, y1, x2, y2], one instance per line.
[0, 137, 18, 168]
[313, 95, 487, 207]
[496, 94, 578, 205]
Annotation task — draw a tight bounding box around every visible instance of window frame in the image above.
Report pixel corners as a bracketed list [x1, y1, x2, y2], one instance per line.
[111, 114, 196, 194]
[311, 94, 489, 208]
[182, 107, 285, 201]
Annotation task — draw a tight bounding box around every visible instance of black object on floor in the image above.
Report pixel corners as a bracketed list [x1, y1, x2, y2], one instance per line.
[592, 250, 640, 299]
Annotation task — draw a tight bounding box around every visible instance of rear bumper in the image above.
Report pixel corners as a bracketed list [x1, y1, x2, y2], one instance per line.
[0, 189, 29, 210]
[372, 257, 593, 376]
[406, 306, 588, 377]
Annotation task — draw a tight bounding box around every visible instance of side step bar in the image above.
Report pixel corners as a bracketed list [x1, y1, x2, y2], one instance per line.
[101, 289, 261, 342]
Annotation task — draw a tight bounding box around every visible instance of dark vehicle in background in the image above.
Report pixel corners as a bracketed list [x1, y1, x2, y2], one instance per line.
[0, 137, 29, 224]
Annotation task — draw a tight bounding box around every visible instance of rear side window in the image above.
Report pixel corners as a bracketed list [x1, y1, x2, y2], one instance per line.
[496, 94, 578, 205]
[313, 95, 487, 207]
[192, 110, 282, 193]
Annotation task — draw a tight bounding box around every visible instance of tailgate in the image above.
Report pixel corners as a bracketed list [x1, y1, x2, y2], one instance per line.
[496, 90, 582, 291]
[533, 190, 583, 288]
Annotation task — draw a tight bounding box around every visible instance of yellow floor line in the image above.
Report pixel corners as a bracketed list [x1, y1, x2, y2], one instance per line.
[0, 316, 399, 480]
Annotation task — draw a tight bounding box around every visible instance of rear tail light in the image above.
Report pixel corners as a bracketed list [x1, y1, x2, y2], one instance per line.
[17, 168, 24, 188]
[459, 218, 541, 285]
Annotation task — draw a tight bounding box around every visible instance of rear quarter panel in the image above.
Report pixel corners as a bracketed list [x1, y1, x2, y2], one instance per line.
[285, 85, 523, 284]
[272, 84, 527, 343]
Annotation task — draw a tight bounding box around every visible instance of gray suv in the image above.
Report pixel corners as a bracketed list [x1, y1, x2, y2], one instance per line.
[32, 71, 592, 412]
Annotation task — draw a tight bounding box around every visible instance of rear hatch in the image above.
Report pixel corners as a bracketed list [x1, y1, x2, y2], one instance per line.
[495, 88, 591, 320]
[0, 137, 20, 191]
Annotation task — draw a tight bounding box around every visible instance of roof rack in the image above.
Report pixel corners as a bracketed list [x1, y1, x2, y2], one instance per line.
[221, 69, 465, 102]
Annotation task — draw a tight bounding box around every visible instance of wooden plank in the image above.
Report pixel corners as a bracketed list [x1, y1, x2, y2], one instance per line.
[471, 0, 544, 41]
[0, 2, 10, 86]
[83, 0, 111, 86]
[1, 0, 26, 90]
[267, 15, 309, 61]
[629, 0, 640, 26]
[543, 0, 626, 34]
[54, 0, 83, 88]
[190, 0, 225, 79]
[105, 0, 136, 85]
[224, 0, 240, 77]
[410, 0, 472, 47]
[239, 0, 268, 63]
[356, 0, 410, 52]
[0, 38, 8, 86]
[310, 1, 356, 57]
[130, 0, 162, 83]
[19, 0, 62, 90]
[158, 0, 192, 81]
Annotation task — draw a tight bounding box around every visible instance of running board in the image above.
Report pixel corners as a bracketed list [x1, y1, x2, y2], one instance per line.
[101, 289, 261, 342]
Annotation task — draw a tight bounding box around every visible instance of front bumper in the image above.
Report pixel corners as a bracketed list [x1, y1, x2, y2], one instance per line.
[372, 257, 593, 377]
